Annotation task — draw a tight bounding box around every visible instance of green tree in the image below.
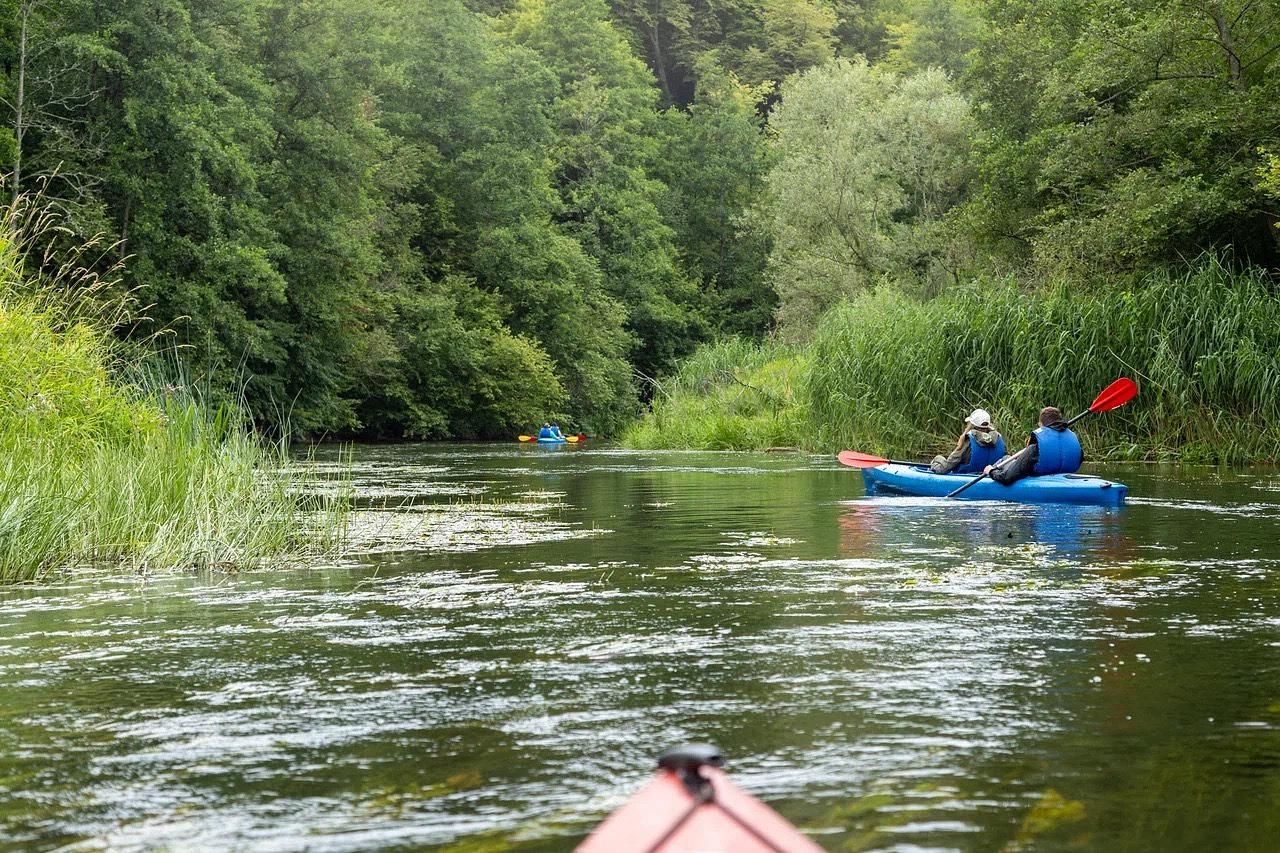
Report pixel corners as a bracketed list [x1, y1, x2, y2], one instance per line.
[387, 0, 638, 433]
[764, 57, 973, 333]
[878, 0, 980, 75]
[501, 0, 708, 379]
[964, 0, 1280, 276]
[656, 59, 775, 335]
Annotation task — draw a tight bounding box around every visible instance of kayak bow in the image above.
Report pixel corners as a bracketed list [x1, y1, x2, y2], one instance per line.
[576, 744, 822, 853]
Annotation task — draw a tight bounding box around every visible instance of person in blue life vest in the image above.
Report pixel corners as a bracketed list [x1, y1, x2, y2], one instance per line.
[984, 406, 1083, 484]
[538, 423, 556, 440]
[930, 409, 1006, 474]
[551, 423, 566, 440]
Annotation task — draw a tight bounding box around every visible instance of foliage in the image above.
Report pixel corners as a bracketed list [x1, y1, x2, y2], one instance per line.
[654, 60, 776, 336]
[805, 258, 1280, 463]
[5, 0, 1280, 450]
[622, 336, 807, 449]
[631, 258, 1280, 463]
[962, 0, 1280, 277]
[763, 58, 974, 334]
[606, 0, 838, 104]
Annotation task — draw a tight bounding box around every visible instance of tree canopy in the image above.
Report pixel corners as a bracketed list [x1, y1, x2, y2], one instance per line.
[3, 0, 1277, 436]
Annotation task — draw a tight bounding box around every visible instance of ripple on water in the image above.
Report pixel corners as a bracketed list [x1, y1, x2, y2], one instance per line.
[3, 452, 1280, 851]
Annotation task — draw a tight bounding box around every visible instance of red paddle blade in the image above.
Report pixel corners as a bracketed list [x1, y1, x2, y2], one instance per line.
[837, 450, 890, 468]
[1089, 377, 1139, 413]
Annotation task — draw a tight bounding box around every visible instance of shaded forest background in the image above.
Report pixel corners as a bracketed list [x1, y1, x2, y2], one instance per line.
[3, 0, 1279, 439]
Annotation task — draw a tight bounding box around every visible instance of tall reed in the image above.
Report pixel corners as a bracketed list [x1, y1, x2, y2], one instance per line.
[807, 257, 1280, 462]
[630, 257, 1280, 463]
[623, 338, 808, 449]
[0, 193, 347, 583]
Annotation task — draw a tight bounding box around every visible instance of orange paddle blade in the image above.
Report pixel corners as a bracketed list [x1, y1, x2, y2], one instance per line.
[1089, 377, 1139, 413]
[837, 450, 891, 468]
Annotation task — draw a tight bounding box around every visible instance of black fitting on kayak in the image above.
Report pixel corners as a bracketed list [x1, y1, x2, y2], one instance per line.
[657, 744, 723, 800]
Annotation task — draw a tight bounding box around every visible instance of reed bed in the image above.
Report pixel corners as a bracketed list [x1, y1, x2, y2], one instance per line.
[622, 338, 808, 450]
[0, 196, 346, 583]
[630, 257, 1280, 463]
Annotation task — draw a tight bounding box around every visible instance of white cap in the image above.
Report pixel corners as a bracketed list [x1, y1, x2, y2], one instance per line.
[967, 409, 992, 429]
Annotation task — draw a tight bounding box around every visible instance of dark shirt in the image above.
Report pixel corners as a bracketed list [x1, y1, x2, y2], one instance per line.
[988, 443, 1038, 484]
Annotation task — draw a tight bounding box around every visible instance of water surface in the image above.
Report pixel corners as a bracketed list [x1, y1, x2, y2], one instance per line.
[2, 445, 1278, 851]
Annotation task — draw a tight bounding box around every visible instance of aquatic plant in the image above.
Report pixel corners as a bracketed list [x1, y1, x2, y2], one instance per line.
[622, 337, 808, 450]
[0, 196, 347, 583]
[807, 257, 1280, 463]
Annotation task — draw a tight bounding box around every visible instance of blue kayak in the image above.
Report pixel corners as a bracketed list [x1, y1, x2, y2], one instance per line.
[537, 437, 566, 444]
[862, 463, 1127, 506]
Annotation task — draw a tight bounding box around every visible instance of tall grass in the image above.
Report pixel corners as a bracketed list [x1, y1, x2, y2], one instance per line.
[622, 338, 809, 449]
[807, 258, 1280, 462]
[0, 193, 347, 583]
[629, 257, 1280, 463]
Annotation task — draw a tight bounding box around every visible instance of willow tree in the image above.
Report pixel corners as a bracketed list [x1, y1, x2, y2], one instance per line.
[764, 57, 974, 334]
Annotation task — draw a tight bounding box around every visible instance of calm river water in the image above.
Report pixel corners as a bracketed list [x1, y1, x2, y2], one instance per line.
[2, 445, 1279, 851]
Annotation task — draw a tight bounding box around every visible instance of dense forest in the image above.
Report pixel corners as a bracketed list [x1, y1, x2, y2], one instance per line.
[3, 0, 1279, 443]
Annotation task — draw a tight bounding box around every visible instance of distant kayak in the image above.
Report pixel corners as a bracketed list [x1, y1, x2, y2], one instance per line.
[519, 434, 585, 444]
[576, 744, 822, 853]
[863, 463, 1126, 506]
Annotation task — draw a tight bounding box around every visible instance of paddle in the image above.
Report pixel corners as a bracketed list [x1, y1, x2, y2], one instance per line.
[837, 450, 921, 469]
[945, 377, 1139, 499]
[518, 435, 534, 442]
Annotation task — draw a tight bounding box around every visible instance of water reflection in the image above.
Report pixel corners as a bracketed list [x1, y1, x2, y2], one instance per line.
[838, 495, 1130, 567]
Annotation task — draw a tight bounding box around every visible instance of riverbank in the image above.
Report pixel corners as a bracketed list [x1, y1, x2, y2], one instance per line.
[0, 205, 347, 583]
[624, 259, 1280, 463]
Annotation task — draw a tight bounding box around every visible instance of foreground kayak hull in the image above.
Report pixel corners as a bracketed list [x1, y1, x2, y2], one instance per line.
[862, 463, 1127, 506]
[536, 437, 567, 444]
[577, 765, 822, 853]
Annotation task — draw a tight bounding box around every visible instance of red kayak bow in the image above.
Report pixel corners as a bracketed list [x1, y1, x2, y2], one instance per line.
[576, 745, 822, 853]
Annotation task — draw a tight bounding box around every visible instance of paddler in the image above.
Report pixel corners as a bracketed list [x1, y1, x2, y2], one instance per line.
[931, 408, 1006, 474]
[985, 406, 1083, 484]
[538, 423, 556, 440]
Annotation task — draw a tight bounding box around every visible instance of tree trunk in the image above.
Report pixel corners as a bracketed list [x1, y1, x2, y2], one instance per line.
[648, 18, 673, 104]
[12, 3, 29, 203]
[1209, 3, 1245, 91]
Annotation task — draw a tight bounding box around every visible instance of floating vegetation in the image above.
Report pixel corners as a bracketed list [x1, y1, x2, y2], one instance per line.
[341, 498, 608, 555]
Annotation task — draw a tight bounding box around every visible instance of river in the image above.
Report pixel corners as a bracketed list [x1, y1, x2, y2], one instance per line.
[1, 445, 1278, 851]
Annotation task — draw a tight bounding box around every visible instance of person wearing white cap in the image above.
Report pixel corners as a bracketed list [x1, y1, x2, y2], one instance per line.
[929, 408, 1006, 474]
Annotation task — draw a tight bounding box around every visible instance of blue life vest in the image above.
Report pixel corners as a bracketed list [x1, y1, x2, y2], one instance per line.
[538, 426, 554, 439]
[955, 432, 1006, 474]
[1032, 426, 1082, 475]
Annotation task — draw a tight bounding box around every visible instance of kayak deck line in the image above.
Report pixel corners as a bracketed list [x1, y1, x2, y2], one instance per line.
[861, 463, 1127, 506]
[577, 744, 822, 853]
